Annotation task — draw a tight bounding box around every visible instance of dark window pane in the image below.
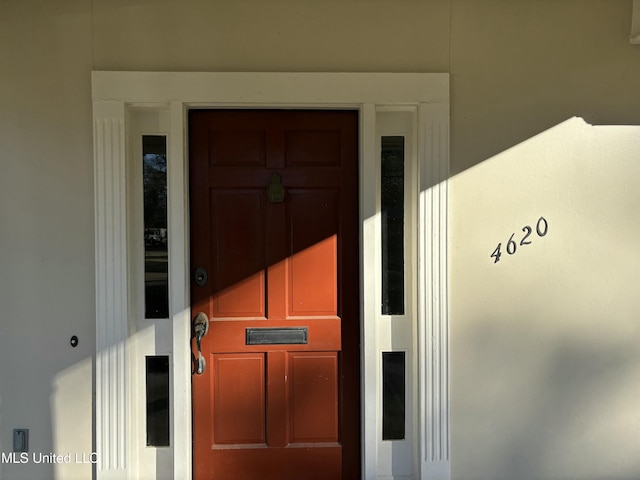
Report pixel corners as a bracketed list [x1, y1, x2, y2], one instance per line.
[382, 351, 406, 441]
[381, 136, 405, 315]
[143, 135, 169, 319]
[146, 356, 170, 446]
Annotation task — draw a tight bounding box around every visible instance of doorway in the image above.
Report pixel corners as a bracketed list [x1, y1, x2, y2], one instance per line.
[189, 110, 361, 480]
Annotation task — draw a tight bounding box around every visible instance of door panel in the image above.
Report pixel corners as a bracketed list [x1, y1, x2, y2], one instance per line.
[289, 352, 339, 443]
[288, 190, 339, 317]
[288, 235, 337, 316]
[213, 354, 266, 445]
[211, 190, 266, 318]
[210, 446, 342, 480]
[285, 130, 341, 166]
[208, 129, 266, 167]
[190, 110, 359, 480]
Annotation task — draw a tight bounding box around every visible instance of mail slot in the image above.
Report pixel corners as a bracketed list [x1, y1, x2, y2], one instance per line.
[245, 327, 309, 345]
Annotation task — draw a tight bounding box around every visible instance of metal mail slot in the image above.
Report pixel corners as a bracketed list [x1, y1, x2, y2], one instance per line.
[245, 327, 308, 345]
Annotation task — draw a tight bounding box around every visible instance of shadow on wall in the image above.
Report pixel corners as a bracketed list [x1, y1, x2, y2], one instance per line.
[450, 117, 640, 479]
[0, 356, 94, 480]
[449, 0, 640, 177]
[0, 207, 95, 480]
[456, 318, 640, 479]
[50, 358, 96, 479]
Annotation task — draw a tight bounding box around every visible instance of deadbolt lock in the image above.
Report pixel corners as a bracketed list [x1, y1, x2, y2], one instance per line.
[194, 267, 208, 287]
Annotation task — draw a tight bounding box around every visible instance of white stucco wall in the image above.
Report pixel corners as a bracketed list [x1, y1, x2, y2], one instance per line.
[1, 1, 640, 479]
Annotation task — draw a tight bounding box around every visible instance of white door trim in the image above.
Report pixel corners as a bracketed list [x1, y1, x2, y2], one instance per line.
[91, 71, 450, 480]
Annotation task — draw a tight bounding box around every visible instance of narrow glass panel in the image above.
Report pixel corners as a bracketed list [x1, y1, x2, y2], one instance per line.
[381, 136, 405, 315]
[382, 351, 406, 441]
[146, 355, 170, 446]
[143, 135, 169, 318]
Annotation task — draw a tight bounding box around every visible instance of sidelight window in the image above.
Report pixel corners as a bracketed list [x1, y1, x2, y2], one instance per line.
[145, 355, 170, 446]
[142, 135, 169, 319]
[382, 351, 406, 440]
[381, 136, 405, 315]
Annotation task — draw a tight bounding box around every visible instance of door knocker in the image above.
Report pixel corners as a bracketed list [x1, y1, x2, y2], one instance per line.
[267, 173, 286, 203]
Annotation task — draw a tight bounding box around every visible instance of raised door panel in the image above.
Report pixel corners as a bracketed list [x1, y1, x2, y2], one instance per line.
[285, 129, 341, 167]
[289, 352, 339, 443]
[287, 190, 339, 319]
[208, 129, 266, 167]
[212, 354, 266, 445]
[210, 191, 266, 319]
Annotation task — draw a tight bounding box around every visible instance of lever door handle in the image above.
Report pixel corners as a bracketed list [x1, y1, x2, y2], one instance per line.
[192, 312, 209, 375]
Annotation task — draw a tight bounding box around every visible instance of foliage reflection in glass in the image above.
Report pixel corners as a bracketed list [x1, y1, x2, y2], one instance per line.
[143, 135, 169, 319]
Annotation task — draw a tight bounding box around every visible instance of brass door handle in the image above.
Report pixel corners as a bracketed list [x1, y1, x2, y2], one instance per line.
[193, 312, 209, 375]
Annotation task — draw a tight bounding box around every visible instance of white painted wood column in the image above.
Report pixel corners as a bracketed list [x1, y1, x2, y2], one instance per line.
[418, 102, 450, 480]
[360, 103, 378, 480]
[168, 101, 193, 480]
[93, 100, 131, 480]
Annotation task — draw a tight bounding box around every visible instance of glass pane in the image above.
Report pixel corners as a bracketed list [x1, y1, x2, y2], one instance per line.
[381, 136, 405, 315]
[146, 355, 170, 446]
[382, 351, 406, 440]
[143, 135, 169, 319]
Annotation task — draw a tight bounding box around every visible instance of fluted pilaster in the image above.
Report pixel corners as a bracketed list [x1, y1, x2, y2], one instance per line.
[93, 100, 129, 478]
[418, 103, 450, 479]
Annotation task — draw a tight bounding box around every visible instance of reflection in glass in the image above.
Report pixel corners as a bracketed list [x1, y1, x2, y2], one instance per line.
[382, 351, 406, 440]
[146, 356, 170, 446]
[381, 136, 405, 315]
[143, 135, 169, 319]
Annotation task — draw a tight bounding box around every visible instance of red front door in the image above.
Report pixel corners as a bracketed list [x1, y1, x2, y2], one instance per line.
[189, 110, 360, 480]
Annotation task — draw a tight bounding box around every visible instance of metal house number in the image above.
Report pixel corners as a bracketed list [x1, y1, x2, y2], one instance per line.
[491, 216, 549, 263]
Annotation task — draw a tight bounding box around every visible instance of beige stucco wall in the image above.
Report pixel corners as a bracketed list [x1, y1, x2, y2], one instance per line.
[449, 2, 640, 479]
[451, 118, 640, 479]
[0, 2, 95, 480]
[1, 0, 640, 479]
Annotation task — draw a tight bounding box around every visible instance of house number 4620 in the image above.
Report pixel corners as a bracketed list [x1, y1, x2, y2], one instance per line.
[491, 217, 548, 264]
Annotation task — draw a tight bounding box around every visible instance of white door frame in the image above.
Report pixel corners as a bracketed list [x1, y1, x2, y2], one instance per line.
[92, 72, 450, 480]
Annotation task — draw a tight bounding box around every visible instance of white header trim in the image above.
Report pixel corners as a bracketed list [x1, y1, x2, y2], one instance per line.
[92, 71, 448, 105]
